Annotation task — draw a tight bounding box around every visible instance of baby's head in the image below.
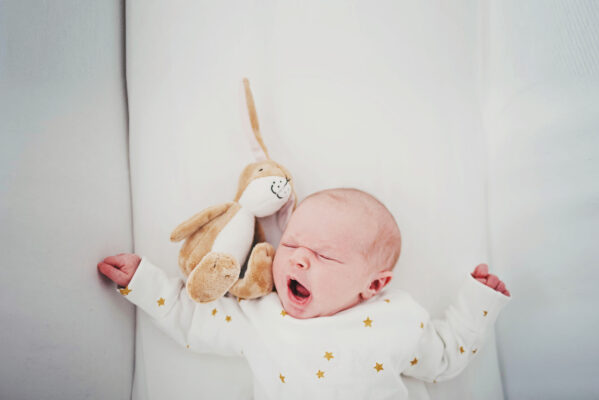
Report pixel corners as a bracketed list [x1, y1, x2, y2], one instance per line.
[272, 188, 402, 319]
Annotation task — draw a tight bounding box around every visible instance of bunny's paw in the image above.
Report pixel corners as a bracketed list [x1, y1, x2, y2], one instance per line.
[186, 252, 240, 303]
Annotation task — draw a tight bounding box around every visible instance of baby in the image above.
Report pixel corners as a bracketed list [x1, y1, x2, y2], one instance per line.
[98, 188, 511, 399]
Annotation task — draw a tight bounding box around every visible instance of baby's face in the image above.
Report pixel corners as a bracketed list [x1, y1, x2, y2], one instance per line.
[272, 196, 378, 319]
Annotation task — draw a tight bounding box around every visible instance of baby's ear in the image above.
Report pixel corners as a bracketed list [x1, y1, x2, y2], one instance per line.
[361, 270, 393, 300]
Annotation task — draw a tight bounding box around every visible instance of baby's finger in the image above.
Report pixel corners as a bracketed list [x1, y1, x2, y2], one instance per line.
[472, 264, 489, 277]
[475, 277, 487, 285]
[496, 281, 506, 292]
[103, 254, 127, 268]
[503, 289, 511, 297]
[98, 262, 130, 287]
[486, 274, 500, 289]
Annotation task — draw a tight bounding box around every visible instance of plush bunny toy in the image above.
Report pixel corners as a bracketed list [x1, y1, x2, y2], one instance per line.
[170, 78, 297, 303]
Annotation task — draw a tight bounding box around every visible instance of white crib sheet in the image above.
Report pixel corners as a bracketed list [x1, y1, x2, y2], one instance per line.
[126, 1, 505, 399]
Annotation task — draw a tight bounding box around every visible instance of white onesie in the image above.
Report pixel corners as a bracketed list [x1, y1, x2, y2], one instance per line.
[119, 257, 511, 400]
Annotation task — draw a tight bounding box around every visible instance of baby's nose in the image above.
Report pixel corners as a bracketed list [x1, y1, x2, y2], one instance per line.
[290, 248, 311, 270]
[296, 259, 308, 270]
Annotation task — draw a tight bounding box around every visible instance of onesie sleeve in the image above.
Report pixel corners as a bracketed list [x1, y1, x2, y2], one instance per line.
[401, 273, 512, 382]
[116, 256, 248, 357]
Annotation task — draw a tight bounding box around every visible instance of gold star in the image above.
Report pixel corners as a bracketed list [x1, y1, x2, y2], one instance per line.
[212, 308, 218, 316]
[472, 349, 477, 354]
[324, 352, 334, 361]
[119, 286, 131, 295]
[420, 322, 424, 329]
[433, 380, 437, 383]
[410, 357, 418, 366]
[374, 362, 384, 372]
[483, 310, 488, 316]
[316, 370, 325, 379]
[157, 297, 165, 306]
[225, 315, 232, 322]
[186, 344, 190, 349]
[363, 317, 373, 327]
[281, 310, 287, 317]
[384, 299, 390, 303]
[459, 346, 465, 354]
[237, 297, 243, 303]
[279, 373, 286, 383]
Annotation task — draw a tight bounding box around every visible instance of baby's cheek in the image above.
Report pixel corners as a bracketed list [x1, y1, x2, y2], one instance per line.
[316, 271, 346, 298]
[271, 256, 287, 291]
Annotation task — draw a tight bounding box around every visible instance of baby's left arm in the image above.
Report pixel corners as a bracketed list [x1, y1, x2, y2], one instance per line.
[401, 264, 511, 383]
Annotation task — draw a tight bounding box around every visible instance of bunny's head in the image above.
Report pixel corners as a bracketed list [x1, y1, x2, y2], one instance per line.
[234, 160, 295, 218]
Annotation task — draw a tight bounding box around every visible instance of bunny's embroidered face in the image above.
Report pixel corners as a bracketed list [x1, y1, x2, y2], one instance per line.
[236, 161, 294, 217]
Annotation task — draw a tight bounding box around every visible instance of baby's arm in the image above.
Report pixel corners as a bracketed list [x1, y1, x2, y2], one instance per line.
[98, 253, 247, 356]
[401, 265, 511, 383]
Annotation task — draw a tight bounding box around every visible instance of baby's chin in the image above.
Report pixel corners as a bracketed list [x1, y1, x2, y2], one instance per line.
[285, 308, 312, 319]
[278, 295, 314, 319]
[279, 298, 347, 319]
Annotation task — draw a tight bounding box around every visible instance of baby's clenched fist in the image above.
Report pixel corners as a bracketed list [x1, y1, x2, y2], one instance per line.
[97, 253, 141, 287]
[471, 263, 510, 297]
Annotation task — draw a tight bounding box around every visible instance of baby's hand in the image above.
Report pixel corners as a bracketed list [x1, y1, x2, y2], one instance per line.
[97, 253, 141, 287]
[471, 263, 510, 297]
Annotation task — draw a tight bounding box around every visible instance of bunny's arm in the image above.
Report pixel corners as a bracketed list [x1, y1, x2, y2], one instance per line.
[170, 202, 234, 242]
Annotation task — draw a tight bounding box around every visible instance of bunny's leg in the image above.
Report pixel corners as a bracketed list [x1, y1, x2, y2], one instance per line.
[228, 242, 274, 300]
[186, 252, 240, 303]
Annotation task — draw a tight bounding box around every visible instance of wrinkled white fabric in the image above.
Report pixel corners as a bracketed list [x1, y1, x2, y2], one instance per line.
[119, 257, 510, 400]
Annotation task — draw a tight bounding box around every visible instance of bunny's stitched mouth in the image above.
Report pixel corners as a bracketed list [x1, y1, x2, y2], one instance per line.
[271, 185, 284, 199]
[271, 177, 291, 199]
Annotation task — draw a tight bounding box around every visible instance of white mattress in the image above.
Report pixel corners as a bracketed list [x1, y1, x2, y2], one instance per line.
[126, 1, 502, 399]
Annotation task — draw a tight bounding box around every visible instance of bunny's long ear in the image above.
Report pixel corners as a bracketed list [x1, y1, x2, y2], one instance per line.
[276, 189, 297, 232]
[257, 189, 297, 246]
[241, 78, 269, 161]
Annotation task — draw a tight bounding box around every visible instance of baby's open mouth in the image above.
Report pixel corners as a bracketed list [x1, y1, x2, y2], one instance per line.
[288, 278, 311, 304]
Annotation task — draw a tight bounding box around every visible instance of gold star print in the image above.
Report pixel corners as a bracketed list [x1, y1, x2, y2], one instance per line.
[374, 362, 384, 372]
[237, 297, 243, 303]
[225, 315, 232, 323]
[433, 380, 437, 384]
[119, 286, 131, 295]
[472, 349, 477, 354]
[363, 317, 373, 327]
[410, 357, 418, 366]
[324, 352, 334, 361]
[420, 322, 424, 329]
[211, 308, 218, 316]
[316, 370, 325, 379]
[483, 310, 488, 316]
[186, 345, 190, 349]
[459, 346, 465, 354]
[384, 299, 390, 303]
[157, 297, 165, 307]
[281, 310, 287, 317]
[279, 373, 286, 383]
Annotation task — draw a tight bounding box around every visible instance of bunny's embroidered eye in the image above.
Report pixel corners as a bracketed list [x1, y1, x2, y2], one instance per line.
[258, 168, 263, 172]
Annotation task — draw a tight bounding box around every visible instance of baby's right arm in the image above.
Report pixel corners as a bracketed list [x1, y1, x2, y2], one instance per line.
[98, 253, 248, 357]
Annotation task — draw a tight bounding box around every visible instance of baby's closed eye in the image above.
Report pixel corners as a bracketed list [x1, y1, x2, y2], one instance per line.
[318, 254, 336, 261]
[282, 242, 342, 263]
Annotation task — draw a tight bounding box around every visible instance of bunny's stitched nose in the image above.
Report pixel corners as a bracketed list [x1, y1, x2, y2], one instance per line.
[271, 176, 291, 199]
